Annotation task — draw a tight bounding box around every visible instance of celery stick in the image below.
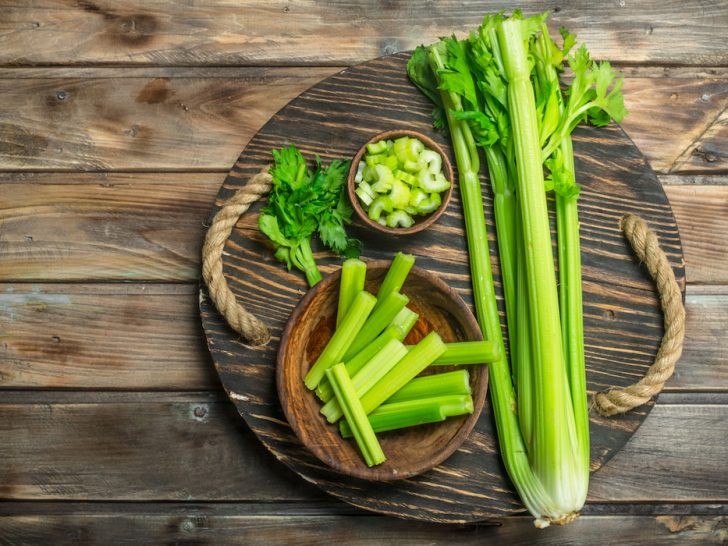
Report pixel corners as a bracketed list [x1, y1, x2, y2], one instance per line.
[390, 307, 419, 336]
[337, 259, 367, 327]
[374, 252, 415, 310]
[386, 369, 471, 403]
[425, 340, 499, 365]
[321, 339, 408, 423]
[359, 331, 446, 415]
[303, 291, 376, 390]
[342, 291, 409, 361]
[340, 394, 474, 438]
[326, 364, 386, 467]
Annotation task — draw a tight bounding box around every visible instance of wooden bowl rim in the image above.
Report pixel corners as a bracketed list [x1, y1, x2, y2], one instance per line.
[346, 130, 455, 236]
[276, 260, 488, 481]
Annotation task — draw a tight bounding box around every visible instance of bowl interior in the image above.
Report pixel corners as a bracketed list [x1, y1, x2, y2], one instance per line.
[347, 130, 454, 236]
[277, 261, 488, 481]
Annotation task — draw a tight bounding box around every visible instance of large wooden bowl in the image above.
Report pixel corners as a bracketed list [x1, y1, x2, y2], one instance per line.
[276, 261, 488, 481]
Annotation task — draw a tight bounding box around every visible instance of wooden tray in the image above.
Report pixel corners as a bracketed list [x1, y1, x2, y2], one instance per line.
[199, 53, 685, 523]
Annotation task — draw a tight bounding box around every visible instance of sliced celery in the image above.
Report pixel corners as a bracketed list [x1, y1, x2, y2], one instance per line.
[417, 170, 451, 193]
[359, 331, 447, 415]
[387, 210, 414, 228]
[337, 259, 367, 327]
[303, 291, 376, 390]
[339, 394, 474, 438]
[342, 291, 409, 361]
[367, 196, 393, 221]
[386, 369, 471, 403]
[326, 364, 386, 467]
[389, 179, 411, 209]
[366, 140, 388, 155]
[321, 338, 408, 423]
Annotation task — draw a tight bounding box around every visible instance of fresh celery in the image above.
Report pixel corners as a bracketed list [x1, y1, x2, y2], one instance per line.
[375, 252, 415, 309]
[424, 340, 499, 366]
[342, 291, 409, 362]
[390, 306, 419, 337]
[326, 363, 386, 467]
[359, 331, 446, 415]
[386, 369, 471, 403]
[337, 259, 367, 327]
[321, 338, 408, 423]
[303, 291, 376, 390]
[339, 394, 474, 438]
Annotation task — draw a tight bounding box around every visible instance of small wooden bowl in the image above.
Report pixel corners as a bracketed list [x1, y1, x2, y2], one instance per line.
[277, 261, 488, 481]
[347, 130, 454, 236]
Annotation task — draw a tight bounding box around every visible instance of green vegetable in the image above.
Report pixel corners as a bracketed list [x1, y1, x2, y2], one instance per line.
[424, 340, 499, 366]
[304, 291, 376, 390]
[337, 259, 367, 327]
[359, 331, 446, 415]
[326, 363, 386, 467]
[259, 145, 361, 287]
[389, 306, 419, 336]
[339, 394, 474, 437]
[375, 252, 415, 309]
[321, 338, 408, 423]
[386, 369, 471, 403]
[342, 291, 409, 361]
[407, 11, 627, 527]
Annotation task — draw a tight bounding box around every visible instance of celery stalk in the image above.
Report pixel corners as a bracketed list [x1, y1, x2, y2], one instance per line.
[326, 364, 386, 467]
[374, 252, 415, 310]
[303, 291, 376, 390]
[337, 259, 367, 327]
[339, 394, 474, 438]
[321, 339, 408, 423]
[425, 340, 499, 365]
[342, 291, 409, 361]
[390, 306, 419, 336]
[359, 331, 446, 415]
[386, 369, 471, 403]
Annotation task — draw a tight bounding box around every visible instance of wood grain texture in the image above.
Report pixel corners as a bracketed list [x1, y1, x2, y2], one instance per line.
[1, 285, 723, 391]
[1, 503, 726, 545]
[672, 106, 728, 173]
[200, 53, 685, 522]
[1, 1, 727, 66]
[0, 173, 724, 283]
[0, 393, 725, 504]
[0, 68, 726, 173]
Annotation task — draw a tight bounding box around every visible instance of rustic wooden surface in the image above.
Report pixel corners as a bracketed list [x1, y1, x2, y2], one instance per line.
[1, 1, 727, 542]
[199, 52, 682, 522]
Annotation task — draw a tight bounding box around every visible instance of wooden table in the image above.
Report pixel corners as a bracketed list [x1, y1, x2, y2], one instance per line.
[1, 2, 726, 543]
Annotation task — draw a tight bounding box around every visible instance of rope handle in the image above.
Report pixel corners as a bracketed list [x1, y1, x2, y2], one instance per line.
[202, 170, 685, 415]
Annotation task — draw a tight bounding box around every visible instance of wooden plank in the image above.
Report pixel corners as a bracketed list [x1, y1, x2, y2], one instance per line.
[672, 107, 728, 173]
[0, 504, 726, 545]
[0, 393, 725, 503]
[665, 185, 728, 285]
[1, 285, 725, 391]
[0, 284, 217, 389]
[2, 174, 723, 284]
[0, 69, 726, 172]
[2, 1, 728, 66]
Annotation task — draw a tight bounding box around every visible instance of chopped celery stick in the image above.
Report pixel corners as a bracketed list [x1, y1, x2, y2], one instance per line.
[321, 339, 408, 423]
[387, 210, 414, 228]
[342, 291, 409, 361]
[362, 165, 376, 182]
[355, 187, 373, 207]
[423, 340, 500, 366]
[417, 193, 441, 214]
[326, 364, 386, 467]
[383, 154, 398, 170]
[419, 149, 442, 174]
[375, 252, 415, 311]
[403, 158, 423, 173]
[386, 369, 471, 403]
[340, 394, 474, 437]
[316, 325, 408, 403]
[303, 291, 376, 390]
[337, 259, 367, 327]
[365, 153, 387, 168]
[405, 137, 424, 161]
[367, 140, 388, 155]
[393, 169, 418, 186]
[359, 331, 447, 415]
[418, 170, 450, 193]
[354, 161, 365, 183]
[409, 188, 428, 208]
[377, 216, 388, 227]
[405, 206, 418, 215]
[367, 196, 393, 221]
[390, 306, 419, 337]
[389, 179, 411, 209]
[393, 136, 410, 163]
[357, 180, 376, 200]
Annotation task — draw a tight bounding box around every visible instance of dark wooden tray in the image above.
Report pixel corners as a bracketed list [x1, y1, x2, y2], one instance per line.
[199, 53, 685, 523]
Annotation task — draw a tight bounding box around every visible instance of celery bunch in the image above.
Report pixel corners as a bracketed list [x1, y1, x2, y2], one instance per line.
[407, 11, 626, 526]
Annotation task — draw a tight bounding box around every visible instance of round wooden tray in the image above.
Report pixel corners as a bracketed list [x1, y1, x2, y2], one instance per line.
[199, 53, 685, 523]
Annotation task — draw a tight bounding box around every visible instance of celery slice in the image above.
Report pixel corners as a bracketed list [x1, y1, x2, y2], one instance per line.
[337, 259, 367, 327]
[389, 179, 411, 209]
[303, 291, 376, 390]
[367, 196, 393, 221]
[387, 210, 414, 228]
[366, 140, 388, 155]
[339, 394, 474, 438]
[326, 364, 386, 467]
